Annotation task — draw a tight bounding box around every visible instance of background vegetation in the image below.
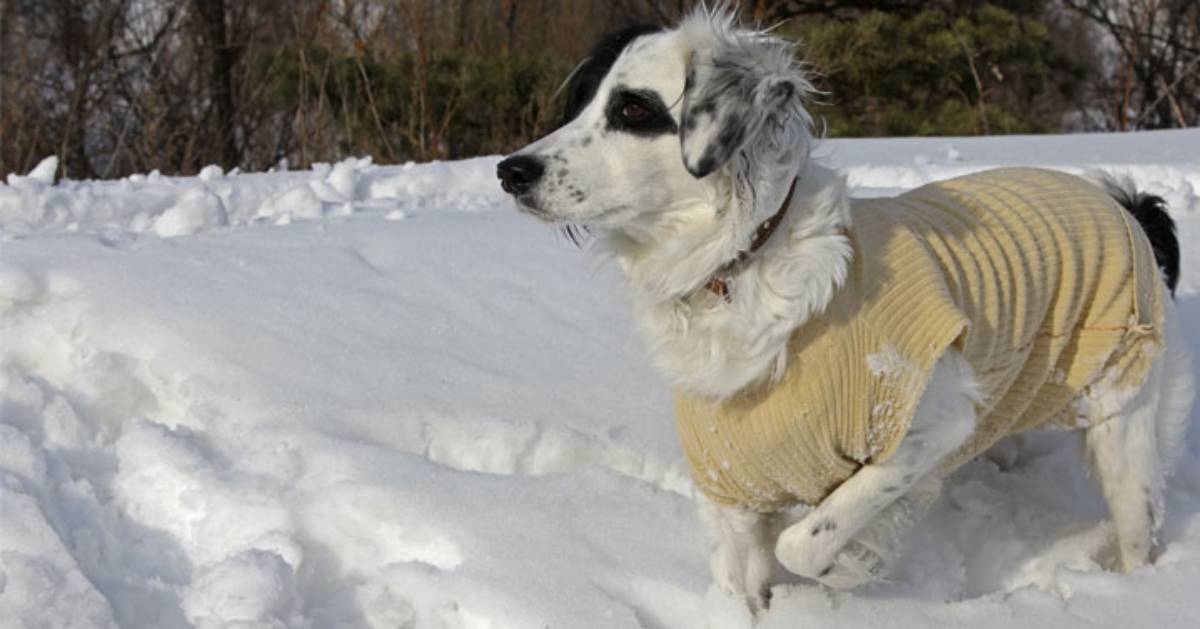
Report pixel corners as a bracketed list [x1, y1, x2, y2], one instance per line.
[1, 1, 1197, 180]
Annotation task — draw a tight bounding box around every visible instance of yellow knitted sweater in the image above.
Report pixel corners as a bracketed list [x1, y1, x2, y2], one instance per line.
[675, 167, 1164, 511]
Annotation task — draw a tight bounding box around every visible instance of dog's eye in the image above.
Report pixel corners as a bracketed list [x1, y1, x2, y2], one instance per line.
[605, 87, 677, 136]
[621, 101, 649, 121]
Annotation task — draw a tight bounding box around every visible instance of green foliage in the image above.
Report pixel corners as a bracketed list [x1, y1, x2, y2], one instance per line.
[266, 48, 572, 161]
[796, 3, 1083, 136]
[448, 52, 575, 156]
[255, 2, 1085, 163]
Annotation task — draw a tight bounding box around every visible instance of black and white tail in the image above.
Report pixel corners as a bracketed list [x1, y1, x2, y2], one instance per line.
[1103, 178, 1180, 296]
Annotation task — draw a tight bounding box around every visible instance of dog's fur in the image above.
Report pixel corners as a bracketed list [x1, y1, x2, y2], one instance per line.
[498, 6, 1195, 613]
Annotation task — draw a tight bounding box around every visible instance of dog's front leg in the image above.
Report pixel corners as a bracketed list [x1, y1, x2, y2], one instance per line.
[775, 351, 979, 588]
[704, 500, 781, 613]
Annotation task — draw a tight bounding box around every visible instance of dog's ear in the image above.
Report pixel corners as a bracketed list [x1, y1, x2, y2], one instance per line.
[679, 47, 810, 179]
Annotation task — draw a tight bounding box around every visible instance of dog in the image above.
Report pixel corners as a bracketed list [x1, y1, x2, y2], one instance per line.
[497, 7, 1195, 613]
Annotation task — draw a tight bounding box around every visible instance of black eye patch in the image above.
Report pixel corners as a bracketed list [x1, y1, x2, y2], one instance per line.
[563, 24, 663, 126]
[605, 88, 678, 136]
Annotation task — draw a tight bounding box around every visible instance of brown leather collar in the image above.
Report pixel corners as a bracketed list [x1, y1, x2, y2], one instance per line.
[704, 175, 799, 300]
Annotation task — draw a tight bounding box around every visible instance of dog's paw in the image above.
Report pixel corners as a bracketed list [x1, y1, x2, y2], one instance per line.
[746, 586, 772, 616]
[711, 539, 773, 614]
[775, 516, 840, 580]
[712, 572, 771, 616]
[776, 525, 888, 590]
[809, 539, 888, 590]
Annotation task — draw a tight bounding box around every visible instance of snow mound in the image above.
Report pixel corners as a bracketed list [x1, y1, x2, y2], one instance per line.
[0, 156, 503, 237]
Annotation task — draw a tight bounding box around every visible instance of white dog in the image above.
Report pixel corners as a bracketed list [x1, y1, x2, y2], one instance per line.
[498, 7, 1195, 613]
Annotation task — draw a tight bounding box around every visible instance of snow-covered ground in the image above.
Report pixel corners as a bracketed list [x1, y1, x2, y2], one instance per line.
[2, 129, 1199, 628]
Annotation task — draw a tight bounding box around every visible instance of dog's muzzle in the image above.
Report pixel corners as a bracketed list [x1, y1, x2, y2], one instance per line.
[497, 155, 545, 195]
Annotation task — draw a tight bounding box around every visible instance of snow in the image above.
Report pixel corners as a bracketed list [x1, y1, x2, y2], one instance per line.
[1, 129, 1199, 628]
[0, 156, 501, 237]
[866, 343, 917, 380]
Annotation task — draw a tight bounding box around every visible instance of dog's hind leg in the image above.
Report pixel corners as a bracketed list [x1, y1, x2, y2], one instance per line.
[1154, 296, 1196, 473]
[1085, 296, 1194, 572]
[704, 501, 781, 613]
[775, 350, 978, 587]
[1083, 354, 1166, 572]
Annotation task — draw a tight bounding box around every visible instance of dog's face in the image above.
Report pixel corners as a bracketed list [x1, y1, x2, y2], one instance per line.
[499, 26, 696, 226]
[498, 14, 814, 230]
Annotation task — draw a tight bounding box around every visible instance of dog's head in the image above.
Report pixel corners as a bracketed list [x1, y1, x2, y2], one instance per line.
[497, 8, 815, 232]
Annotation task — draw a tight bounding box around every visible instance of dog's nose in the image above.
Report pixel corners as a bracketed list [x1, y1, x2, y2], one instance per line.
[497, 155, 545, 195]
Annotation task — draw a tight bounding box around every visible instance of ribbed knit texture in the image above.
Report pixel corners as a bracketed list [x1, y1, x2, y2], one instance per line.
[675, 168, 1165, 511]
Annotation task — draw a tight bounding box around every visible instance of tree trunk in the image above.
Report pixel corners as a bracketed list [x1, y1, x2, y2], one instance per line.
[193, 0, 238, 168]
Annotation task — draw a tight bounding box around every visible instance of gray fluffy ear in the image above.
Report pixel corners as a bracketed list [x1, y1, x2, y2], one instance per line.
[679, 47, 811, 179]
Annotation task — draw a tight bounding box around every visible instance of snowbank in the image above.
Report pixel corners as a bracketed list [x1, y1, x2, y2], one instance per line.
[0, 156, 503, 237]
[2, 130, 1199, 628]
